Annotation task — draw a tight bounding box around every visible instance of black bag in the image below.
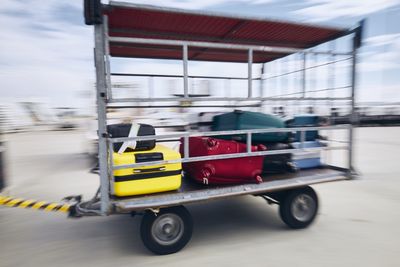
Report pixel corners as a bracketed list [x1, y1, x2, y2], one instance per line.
[107, 123, 156, 152]
[262, 143, 298, 174]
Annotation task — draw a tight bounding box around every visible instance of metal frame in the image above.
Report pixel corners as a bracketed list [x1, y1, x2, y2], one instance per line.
[109, 125, 349, 169]
[94, 22, 110, 214]
[92, 5, 362, 215]
[114, 167, 349, 212]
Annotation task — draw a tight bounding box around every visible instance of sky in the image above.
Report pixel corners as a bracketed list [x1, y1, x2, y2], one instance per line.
[0, 0, 399, 109]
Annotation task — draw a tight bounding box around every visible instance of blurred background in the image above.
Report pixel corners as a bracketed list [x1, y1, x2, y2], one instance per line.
[0, 0, 399, 132]
[0, 1, 399, 266]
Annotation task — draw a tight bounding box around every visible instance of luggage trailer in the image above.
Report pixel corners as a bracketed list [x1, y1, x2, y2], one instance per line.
[80, 0, 362, 254]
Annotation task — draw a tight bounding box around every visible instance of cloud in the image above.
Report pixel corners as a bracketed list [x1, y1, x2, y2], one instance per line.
[292, 0, 400, 22]
[365, 33, 400, 47]
[0, 0, 93, 108]
[359, 52, 400, 72]
[358, 33, 400, 72]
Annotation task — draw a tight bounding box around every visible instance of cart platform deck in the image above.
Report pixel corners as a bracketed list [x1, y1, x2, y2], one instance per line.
[112, 166, 348, 212]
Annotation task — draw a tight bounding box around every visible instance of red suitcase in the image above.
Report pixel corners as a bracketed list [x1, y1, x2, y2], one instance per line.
[180, 137, 266, 185]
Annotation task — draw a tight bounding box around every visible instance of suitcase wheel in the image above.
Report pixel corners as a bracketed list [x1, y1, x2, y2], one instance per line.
[140, 206, 193, 255]
[286, 162, 299, 173]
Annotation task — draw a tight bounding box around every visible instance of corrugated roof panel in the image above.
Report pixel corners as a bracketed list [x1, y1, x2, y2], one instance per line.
[105, 3, 349, 62]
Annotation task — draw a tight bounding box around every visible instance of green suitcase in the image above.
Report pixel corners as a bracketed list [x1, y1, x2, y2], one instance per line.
[211, 110, 289, 143]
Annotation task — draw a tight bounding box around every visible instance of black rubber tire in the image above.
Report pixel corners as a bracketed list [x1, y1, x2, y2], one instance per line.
[279, 186, 318, 229]
[140, 206, 193, 255]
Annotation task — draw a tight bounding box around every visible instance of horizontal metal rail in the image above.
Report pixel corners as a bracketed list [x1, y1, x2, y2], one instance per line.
[267, 86, 351, 98]
[110, 72, 261, 80]
[264, 57, 353, 80]
[106, 104, 261, 109]
[107, 96, 352, 103]
[323, 139, 350, 144]
[109, 36, 352, 56]
[112, 146, 347, 170]
[109, 125, 350, 168]
[109, 125, 351, 143]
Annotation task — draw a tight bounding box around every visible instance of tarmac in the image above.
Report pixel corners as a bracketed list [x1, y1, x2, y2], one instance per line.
[0, 127, 399, 267]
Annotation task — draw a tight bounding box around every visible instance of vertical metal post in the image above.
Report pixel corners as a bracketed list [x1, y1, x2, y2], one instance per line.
[275, 60, 280, 111]
[248, 48, 253, 98]
[328, 42, 336, 101]
[183, 44, 189, 98]
[183, 135, 189, 160]
[300, 130, 305, 148]
[94, 22, 110, 215]
[282, 57, 288, 115]
[259, 64, 265, 95]
[246, 132, 252, 153]
[348, 21, 363, 176]
[326, 42, 336, 165]
[301, 52, 306, 98]
[103, 16, 112, 101]
[259, 64, 266, 112]
[312, 52, 318, 112]
[108, 141, 115, 195]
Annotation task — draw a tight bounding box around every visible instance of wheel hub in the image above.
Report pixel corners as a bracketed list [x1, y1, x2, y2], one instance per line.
[291, 194, 316, 222]
[151, 214, 184, 246]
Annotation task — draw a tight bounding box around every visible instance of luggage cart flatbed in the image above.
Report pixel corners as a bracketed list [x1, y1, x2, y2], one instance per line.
[113, 166, 348, 213]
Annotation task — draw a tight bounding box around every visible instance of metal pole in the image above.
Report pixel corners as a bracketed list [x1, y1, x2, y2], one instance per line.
[312, 52, 318, 113]
[259, 63, 266, 111]
[103, 16, 112, 101]
[111, 72, 260, 80]
[328, 42, 336, 105]
[276, 59, 281, 113]
[348, 23, 363, 176]
[300, 130, 305, 148]
[94, 22, 110, 215]
[248, 48, 253, 98]
[183, 135, 189, 160]
[183, 44, 189, 98]
[246, 133, 252, 153]
[327, 41, 336, 165]
[302, 52, 306, 98]
[108, 141, 115, 196]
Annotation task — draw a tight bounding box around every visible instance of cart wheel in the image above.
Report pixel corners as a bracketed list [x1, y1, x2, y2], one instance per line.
[140, 206, 193, 255]
[279, 186, 318, 229]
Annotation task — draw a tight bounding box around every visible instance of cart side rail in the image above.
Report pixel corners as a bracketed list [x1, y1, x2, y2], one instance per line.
[108, 125, 351, 169]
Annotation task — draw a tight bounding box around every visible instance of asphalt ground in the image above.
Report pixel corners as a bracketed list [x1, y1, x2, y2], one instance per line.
[0, 127, 399, 267]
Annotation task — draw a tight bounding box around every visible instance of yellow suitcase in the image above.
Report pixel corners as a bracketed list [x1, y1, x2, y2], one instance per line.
[112, 144, 182, 197]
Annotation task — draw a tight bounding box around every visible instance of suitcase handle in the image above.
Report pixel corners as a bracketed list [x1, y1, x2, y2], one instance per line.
[133, 166, 166, 173]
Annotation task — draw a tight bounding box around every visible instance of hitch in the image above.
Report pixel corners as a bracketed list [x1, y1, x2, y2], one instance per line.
[0, 195, 74, 213]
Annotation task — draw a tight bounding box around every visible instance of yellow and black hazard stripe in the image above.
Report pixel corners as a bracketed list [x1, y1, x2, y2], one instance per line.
[0, 195, 71, 213]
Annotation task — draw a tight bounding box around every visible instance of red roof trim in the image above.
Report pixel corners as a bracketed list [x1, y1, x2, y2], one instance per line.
[104, 2, 349, 62]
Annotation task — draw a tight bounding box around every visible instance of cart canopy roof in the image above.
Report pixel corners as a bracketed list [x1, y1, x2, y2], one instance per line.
[105, 1, 349, 63]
